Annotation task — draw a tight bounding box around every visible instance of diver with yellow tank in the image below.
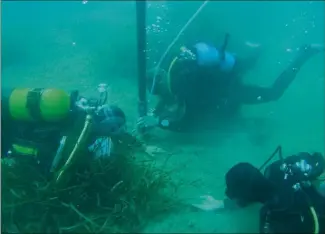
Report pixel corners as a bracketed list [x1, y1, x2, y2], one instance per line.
[1, 84, 127, 182]
[191, 147, 325, 233]
[143, 35, 324, 132]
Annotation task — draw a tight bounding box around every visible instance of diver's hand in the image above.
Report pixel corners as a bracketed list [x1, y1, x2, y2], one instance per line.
[75, 97, 88, 109]
[148, 107, 156, 116]
[192, 195, 225, 211]
[144, 144, 167, 157]
[136, 114, 159, 130]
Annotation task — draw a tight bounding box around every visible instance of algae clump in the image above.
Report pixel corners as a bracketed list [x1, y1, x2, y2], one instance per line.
[1, 134, 180, 233]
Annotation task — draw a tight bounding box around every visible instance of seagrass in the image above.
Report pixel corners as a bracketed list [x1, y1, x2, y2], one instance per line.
[1, 134, 181, 233]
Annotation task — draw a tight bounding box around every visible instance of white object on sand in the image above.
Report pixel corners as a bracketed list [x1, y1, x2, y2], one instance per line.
[192, 195, 225, 211]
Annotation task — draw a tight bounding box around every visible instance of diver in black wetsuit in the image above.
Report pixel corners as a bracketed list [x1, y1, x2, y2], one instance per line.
[1, 87, 127, 174]
[143, 35, 324, 132]
[193, 148, 325, 233]
[227, 150, 325, 233]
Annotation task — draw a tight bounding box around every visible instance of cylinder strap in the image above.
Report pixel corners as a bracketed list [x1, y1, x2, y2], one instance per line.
[26, 88, 44, 121]
[70, 90, 79, 111]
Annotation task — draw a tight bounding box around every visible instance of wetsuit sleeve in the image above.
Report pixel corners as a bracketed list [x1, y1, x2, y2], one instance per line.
[153, 98, 167, 116]
[236, 44, 323, 104]
[157, 114, 185, 132]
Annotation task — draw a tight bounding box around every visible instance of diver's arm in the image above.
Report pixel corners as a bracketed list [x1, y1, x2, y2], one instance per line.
[153, 98, 167, 116]
[136, 103, 181, 132]
[237, 44, 324, 104]
[156, 117, 183, 132]
[137, 115, 181, 132]
[135, 99, 169, 131]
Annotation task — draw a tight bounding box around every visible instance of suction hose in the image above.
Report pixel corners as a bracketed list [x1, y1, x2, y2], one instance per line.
[150, 0, 210, 94]
[54, 115, 92, 185]
[136, 0, 148, 133]
[300, 189, 319, 234]
[310, 205, 320, 234]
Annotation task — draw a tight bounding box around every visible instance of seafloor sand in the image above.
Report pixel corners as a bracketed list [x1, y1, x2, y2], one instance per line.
[2, 44, 323, 233]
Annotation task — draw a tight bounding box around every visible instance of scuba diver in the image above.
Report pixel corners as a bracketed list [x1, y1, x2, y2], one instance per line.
[1, 85, 127, 177]
[192, 147, 325, 233]
[143, 35, 324, 132]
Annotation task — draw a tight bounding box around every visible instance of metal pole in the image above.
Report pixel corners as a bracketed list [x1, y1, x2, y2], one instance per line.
[136, 0, 147, 133]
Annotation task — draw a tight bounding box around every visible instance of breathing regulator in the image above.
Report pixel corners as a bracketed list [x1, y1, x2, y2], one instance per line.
[52, 83, 112, 184]
[261, 146, 324, 190]
[75, 83, 109, 114]
[261, 146, 324, 234]
[280, 153, 324, 191]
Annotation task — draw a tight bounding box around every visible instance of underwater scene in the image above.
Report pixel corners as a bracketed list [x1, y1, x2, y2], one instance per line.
[1, 1, 325, 233]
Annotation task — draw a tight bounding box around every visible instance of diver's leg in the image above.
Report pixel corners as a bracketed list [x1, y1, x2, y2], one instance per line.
[271, 44, 323, 98]
[237, 44, 323, 104]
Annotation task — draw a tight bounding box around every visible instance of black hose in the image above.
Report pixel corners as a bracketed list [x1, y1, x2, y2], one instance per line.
[259, 145, 283, 171]
[220, 33, 230, 61]
[136, 0, 148, 131]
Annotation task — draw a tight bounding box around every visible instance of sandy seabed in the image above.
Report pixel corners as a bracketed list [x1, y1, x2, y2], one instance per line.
[2, 48, 324, 233]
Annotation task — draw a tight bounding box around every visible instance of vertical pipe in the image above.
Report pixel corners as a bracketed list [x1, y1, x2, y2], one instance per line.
[136, 0, 147, 133]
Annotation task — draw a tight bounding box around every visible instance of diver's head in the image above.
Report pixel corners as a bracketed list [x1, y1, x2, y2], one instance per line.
[146, 67, 168, 96]
[93, 105, 126, 136]
[225, 162, 275, 206]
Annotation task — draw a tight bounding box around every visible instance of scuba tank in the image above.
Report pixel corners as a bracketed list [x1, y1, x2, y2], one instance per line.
[6, 88, 73, 122]
[261, 148, 324, 234]
[1, 87, 78, 174]
[193, 33, 236, 72]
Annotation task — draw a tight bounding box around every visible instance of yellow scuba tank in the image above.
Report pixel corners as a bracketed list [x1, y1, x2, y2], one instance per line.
[8, 88, 71, 122]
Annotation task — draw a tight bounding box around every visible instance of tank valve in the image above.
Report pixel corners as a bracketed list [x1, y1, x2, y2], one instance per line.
[97, 83, 108, 106]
